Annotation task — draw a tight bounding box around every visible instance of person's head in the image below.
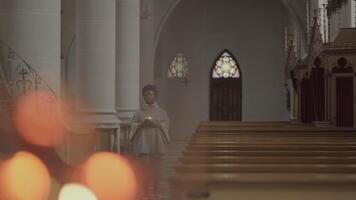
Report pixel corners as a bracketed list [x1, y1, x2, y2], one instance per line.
[142, 84, 159, 105]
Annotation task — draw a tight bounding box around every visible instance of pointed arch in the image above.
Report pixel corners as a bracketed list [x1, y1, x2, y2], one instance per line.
[211, 50, 241, 79]
[210, 50, 242, 121]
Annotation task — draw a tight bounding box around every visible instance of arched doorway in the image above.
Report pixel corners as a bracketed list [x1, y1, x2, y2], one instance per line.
[210, 50, 242, 121]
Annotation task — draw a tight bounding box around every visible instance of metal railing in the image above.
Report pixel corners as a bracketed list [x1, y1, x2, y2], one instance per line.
[0, 40, 55, 100]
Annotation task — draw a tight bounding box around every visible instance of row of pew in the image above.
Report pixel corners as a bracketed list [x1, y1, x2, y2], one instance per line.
[171, 121, 356, 200]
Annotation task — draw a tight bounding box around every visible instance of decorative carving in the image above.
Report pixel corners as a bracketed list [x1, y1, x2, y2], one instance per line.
[332, 57, 354, 73]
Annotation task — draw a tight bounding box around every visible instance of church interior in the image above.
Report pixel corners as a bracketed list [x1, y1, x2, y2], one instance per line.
[0, 0, 356, 199]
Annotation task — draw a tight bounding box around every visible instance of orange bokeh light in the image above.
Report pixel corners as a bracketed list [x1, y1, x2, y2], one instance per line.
[81, 152, 138, 200]
[13, 91, 67, 147]
[0, 151, 51, 200]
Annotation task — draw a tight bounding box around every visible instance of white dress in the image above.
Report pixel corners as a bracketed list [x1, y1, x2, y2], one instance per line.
[130, 104, 170, 155]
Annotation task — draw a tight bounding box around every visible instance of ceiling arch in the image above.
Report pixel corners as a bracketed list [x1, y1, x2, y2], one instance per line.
[153, 0, 308, 51]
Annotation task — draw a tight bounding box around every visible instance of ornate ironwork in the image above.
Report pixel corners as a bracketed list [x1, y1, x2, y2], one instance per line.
[0, 40, 55, 99]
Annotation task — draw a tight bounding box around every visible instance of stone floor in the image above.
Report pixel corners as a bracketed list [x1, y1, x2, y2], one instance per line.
[157, 141, 188, 200]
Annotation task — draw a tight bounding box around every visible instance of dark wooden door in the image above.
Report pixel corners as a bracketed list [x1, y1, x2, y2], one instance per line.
[336, 77, 354, 127]
[210, 78, 241, 121]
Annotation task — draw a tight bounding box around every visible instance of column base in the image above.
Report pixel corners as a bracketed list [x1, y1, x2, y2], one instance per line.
[116, 109, 137, 122]
[68, 110, 121, 152]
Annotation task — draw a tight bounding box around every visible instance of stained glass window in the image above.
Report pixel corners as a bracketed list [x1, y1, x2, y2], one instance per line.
[212, 51, 240, 78]
[168, 53, 188, 79]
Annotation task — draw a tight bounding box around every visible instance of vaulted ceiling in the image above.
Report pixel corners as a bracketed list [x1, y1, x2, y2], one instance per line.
[152, 0, 309, 48]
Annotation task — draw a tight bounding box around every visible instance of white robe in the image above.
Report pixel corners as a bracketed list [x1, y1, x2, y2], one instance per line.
[130, 104, 170, 154]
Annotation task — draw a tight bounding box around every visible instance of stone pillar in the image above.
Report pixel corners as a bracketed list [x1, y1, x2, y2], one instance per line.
[140, 0, 155, 87]
[66, 0, 120, 155]
[73, 0, 119, 125]
[61, 0, 76, 97]
[0, 1, 8, 41]
[116, 0, 140, 121]
[5, 0, 61, 94]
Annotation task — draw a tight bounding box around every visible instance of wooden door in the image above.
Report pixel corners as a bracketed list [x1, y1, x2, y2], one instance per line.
[210, 78, 241, 121]
[336, 77, 354, 127]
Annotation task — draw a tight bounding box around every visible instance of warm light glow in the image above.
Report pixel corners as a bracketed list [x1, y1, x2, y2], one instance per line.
[54, 99, 99, 166]
[13, 91, 67, 147]
[81, 152, 138, 200]
[0, 151, 51, 200]
[58, 183, 97, 200]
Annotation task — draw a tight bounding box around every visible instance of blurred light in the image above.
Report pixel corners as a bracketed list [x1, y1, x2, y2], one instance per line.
[58, 183, 97, 200]
[53, 98, 99, 165]
[0, 151, 51, 200]
[81, 152, 138, 200]
[54, 130, 100, 167]
[13, 91, 67, 147]
[65, 97, 96, 135]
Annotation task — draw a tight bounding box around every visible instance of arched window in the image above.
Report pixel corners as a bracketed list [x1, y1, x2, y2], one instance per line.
[212, 51, 240, 78]
[168, 53, 188, 79]
[210, 50, 242, 121]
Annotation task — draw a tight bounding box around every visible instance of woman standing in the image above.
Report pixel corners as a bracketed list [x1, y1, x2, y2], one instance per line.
[130, 84, 170, 199]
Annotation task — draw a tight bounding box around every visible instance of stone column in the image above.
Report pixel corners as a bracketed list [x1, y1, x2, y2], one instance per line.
[61, 0, 76, 97]
[116, 0, 140, 121]
[140, 0, 155, 87]
[5, 0, 61, 94]
[0, 1, 8, 41]
[73, 0, 118, 123]
[66, 0, 120, 155]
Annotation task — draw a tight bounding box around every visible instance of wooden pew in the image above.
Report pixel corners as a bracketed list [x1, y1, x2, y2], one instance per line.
[171, 121, 356, 200]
